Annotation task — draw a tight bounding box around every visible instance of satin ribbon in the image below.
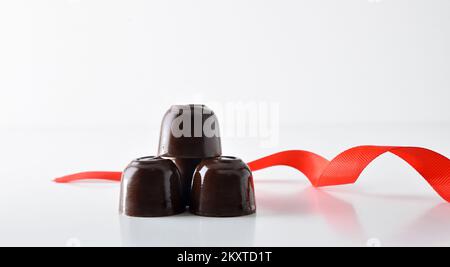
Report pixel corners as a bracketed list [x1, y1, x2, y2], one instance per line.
[54, 145, 450, 202]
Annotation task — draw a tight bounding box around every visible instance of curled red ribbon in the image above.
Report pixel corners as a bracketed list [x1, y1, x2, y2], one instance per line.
[54, 145, 450, 202]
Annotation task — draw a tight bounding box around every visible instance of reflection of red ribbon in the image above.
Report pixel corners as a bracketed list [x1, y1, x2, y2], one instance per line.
[54, 146, 450, 202]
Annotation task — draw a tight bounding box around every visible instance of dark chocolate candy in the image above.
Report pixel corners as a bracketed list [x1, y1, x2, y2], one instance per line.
[158, 104, 222, 158]
[190, 156, 256, 217]
[119, 156, 185, 217]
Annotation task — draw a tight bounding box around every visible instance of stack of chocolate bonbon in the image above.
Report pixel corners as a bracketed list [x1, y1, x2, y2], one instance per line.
[119, 104, 256, 217]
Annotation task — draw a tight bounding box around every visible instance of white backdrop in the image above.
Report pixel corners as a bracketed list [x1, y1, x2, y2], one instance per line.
[0, 0, 449, 129]
[1, 0, 450, 247]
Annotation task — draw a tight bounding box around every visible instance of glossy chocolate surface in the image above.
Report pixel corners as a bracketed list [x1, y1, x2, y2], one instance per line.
[158, 104, 222, 158]
[119, 156, 185, 217]
[190, 156, 256, 217]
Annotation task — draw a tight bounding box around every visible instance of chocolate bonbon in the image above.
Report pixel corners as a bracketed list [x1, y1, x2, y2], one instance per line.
[190, 156, 256, 217]
[119, 156, 184, 217]
[158, 104, 222, 158]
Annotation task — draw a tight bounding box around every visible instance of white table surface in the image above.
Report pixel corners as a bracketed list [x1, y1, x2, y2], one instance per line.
[1, 123, 449, 247]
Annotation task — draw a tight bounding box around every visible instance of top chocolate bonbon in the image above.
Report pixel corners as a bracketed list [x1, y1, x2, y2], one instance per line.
[158, 104, 222, 158]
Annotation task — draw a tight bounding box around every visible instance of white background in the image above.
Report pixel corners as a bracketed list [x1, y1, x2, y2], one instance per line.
[1, 0, 449, 127]
[0, 0, 449, 246]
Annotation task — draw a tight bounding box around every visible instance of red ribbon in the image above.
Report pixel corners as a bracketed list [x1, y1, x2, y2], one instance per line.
[54, 145, 450, 202]
[54, 171, 122, 183]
